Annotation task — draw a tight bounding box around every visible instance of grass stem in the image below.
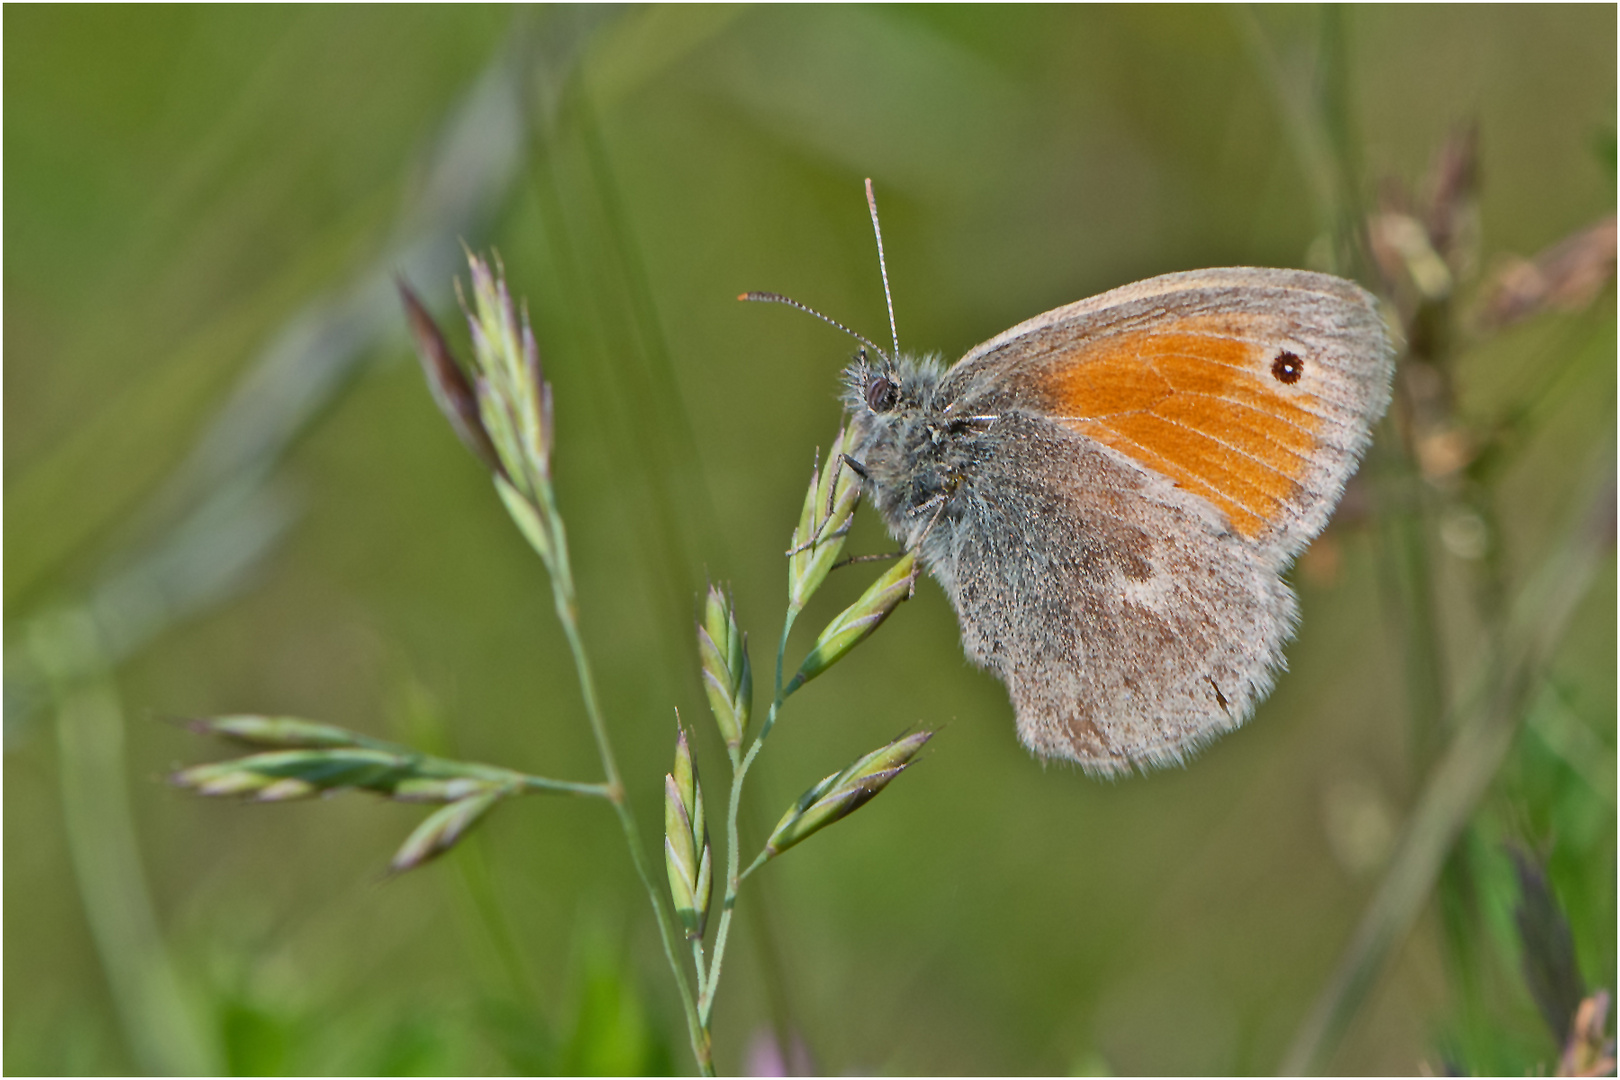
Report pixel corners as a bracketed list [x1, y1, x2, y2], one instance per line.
[541, 491, 713, 1074]
[701, 609, 798, 1030]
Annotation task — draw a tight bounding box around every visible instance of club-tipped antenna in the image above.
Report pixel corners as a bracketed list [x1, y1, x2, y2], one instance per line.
[737, 291, 890, 363]
[865, 178, 901, 362]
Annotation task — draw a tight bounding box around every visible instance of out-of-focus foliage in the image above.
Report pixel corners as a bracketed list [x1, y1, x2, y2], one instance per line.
[5, 7, 1613, 1075]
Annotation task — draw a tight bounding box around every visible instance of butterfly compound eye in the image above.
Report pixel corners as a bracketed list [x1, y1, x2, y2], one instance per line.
[866, 375, 899, 412]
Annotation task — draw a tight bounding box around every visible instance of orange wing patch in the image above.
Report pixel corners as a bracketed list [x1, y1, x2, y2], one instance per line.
[1042, 326, 1323, 539]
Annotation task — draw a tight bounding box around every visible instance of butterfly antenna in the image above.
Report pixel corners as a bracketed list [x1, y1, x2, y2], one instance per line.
[865, 178, 901, 362]
[737, 291, 890, 363]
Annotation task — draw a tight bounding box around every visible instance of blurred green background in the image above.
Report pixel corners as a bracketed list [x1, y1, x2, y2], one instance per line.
[6, 6, 1614, 1075]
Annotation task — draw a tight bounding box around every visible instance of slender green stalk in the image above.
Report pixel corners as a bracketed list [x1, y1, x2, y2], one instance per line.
[700, 610, 798, 1028]
[739, 850, 770, 884]
[339, 737, 614, 800]
[433, 252, 911, 1073]
[540, 496, 713, 1074]
[690, 939, 708, 1002]
[415, 245, 717, 1070]
[516, 775, 616, 798]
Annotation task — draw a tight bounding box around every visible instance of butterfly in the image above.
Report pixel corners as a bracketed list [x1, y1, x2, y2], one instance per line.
[753, 185, 1395, 775]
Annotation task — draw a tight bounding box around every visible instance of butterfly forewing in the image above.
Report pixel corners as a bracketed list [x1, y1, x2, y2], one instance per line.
[946, 268, 1394, 561]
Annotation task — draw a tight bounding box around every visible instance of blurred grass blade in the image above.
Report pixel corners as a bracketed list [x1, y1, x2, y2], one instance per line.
[32, 610, 219, 1074]
[8, 478, 296, 745]
[1, 45, 531, 1077]
[1510, 847, 1585, 1044]
[1282, 444, 1615, 1075]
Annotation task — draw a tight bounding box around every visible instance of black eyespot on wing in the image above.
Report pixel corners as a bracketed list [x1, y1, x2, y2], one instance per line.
[866, 374, 898, 412]
[1271, 350, 1304, 385]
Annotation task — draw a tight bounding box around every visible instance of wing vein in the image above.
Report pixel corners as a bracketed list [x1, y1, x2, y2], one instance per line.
[1092, 428, 1276, 524]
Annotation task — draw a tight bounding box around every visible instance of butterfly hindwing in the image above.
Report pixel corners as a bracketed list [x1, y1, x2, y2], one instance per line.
[932, 408, 1297, 773]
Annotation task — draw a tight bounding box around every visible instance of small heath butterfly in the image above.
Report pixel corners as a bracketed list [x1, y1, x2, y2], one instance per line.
[756, 183, 1395, 775]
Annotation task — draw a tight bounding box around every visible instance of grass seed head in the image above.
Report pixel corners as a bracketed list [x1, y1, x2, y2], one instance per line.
[390, 791, 503, 873]
[788, 428, 862, 612]
[461, 252, 553, 492]
[788, 551, 917, 694]
[698, 586, 751, 752]
[764, 730, 932, 858]
[399, 279, 505, 478]
[664, 722, 713, 939]
[191, 715, 366, 750]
